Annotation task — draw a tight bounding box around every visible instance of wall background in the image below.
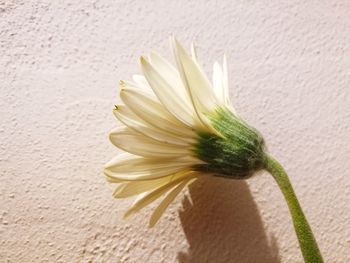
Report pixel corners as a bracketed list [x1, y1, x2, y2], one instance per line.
[1, 1, 350, 262]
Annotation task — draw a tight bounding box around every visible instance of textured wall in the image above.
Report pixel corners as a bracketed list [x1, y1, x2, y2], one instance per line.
[1, 1, 350, 262]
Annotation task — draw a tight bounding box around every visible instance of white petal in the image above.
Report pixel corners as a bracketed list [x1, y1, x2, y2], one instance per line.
[124, 171, 197, 218]
[171, 38, 222, 136]
[149, 52, 191, 104]
[149, 177, 197, 227]
[120, 79, 154, 97]
[105, 174, 124, 183]
[113, 171, 195, 198]
[109, 127, 191, 158]
[191, 42, 198, 63]
[113, 176, 173, 198]
[132, 74, 151, 90]
[113, 105, 190, 146]
[212, 61, 225, 104]
[120, 86, 195, 138]
[171, 37, 218, 113]
[222, 55, 231, 107]
[140, 56, 195, 127]
[148, 52, 206, 132]
[104, 152, 199, 181]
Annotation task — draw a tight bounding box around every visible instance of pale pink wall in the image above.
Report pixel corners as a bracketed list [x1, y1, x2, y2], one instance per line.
[1, 1, 349, 262]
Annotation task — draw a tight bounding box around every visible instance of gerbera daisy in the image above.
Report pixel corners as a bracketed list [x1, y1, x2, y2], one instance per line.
[104, 37, 265, 227]
[104, 36, 323, 263]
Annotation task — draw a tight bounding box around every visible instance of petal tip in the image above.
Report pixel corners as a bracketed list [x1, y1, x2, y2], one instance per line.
[103, 167, 110, 175]
[123, 210, 133, 219]
[140, 56, 147, 64]
[119, 80, 125, 86]
[148, 220, 156, 228]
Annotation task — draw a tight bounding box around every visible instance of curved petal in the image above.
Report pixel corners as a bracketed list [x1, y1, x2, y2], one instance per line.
[113, 175, 175, 198]
[109, 127, 191, 158]
[120, 79, 154, 96]
[191, 42, 198, 63]
[113, 105, 191, 146]
[120, 86, 196, 138]
[140, 56, 196, 127]
[132, 74, 151, 90]
[149, 177, 197, 227]
[171, 37, 218, 113]
[170, 37, 221, 135]
[104, 152, 199, 181]
[113, 171, 196, 199]
[123, 171, 197, 218]
[223, 55, 231, 106]
[148, 52, 208, 130]
[212, 61, 225, 104]
[149, 52, 191, 103]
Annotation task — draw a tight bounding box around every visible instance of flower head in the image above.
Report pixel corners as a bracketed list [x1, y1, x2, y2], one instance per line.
[105, 37, 266, 227]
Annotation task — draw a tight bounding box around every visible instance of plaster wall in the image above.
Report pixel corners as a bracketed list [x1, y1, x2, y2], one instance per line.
[1, 1, 350, 262]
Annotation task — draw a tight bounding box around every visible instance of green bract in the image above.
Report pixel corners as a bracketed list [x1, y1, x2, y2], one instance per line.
[194, 107, 266, 179]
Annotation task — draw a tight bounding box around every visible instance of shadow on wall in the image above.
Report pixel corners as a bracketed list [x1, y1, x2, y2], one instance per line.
[177, 176, 281, 263]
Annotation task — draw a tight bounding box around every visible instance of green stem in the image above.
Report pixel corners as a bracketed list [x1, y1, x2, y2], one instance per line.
[264, 155, 324, 263]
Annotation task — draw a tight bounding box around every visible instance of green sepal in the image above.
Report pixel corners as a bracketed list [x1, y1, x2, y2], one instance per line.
[193, 107, 266, 179]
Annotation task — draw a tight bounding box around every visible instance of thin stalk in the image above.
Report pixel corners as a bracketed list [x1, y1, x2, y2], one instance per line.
[264, 155, 324, 263]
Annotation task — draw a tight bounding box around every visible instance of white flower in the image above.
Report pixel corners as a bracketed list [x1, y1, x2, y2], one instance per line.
[104, 37, 265, 227]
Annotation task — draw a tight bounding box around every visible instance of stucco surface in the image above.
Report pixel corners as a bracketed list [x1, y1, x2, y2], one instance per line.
[1, 1, 350, 262]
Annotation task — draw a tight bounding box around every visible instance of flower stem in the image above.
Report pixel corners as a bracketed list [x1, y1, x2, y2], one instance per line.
[264, 155, 324, 263]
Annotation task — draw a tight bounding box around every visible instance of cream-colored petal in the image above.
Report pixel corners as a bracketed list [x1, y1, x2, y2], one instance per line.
[104, 152, 199, 181]
[113, 176, 171, 198]
[212, 61, 225, 104]
[105, 174, 124, 183]
[172, 37, 218, 113]
[109, 127, 191, 158]
[105, 152, 197, 172]
[113, 104, 140, 128]
[113, 105, 190, 146]
[123, 171, 196, 218]
[120, 86, 195, 138]
[132, 74, 151, 90]
[120, 79, 154, 97]
[113, 171, 194, 198]
[191, 42, 198, 63]
[148, 52, 207, 129]
[149, 177, 197, 227]
[171, 38, 221, 135]
[222, 55, 231, 106]
[149, 52, 190, 103]
[140, 56, 195, 127]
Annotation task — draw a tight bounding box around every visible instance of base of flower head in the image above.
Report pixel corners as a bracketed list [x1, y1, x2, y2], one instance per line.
[193, 106, 267, 179]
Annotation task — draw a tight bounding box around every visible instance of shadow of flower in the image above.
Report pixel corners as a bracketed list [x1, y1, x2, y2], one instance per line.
[178, 176, 281, 263]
